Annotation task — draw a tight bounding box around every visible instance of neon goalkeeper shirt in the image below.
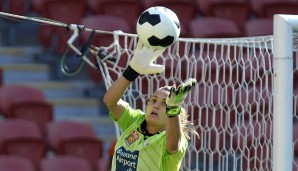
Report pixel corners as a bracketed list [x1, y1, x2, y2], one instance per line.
[110, 102, 188, 171]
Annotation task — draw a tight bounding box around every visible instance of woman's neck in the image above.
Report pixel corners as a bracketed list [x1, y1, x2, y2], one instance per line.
[145, 121, 165, 134]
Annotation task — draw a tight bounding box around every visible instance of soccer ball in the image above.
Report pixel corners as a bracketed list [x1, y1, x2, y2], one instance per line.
[136, 6, 181, 50]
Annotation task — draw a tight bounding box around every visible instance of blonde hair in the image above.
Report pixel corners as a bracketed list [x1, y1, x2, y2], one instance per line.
[180, 107, 199, 140]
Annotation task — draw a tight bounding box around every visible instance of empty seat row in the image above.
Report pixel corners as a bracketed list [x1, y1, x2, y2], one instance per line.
[0, 155, 109, 171]
[0, 119, 104, 170]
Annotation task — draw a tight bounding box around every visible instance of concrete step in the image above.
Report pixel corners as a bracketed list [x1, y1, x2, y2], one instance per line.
[0, 63, 50, 83]
[47, 98, 103, 119]
[18, 80, 98, 99]
[0, 46, 43, 64]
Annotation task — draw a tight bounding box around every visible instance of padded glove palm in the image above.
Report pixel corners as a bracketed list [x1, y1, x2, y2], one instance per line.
[123, 41, 165, 81]
[166, 78, 197, 117]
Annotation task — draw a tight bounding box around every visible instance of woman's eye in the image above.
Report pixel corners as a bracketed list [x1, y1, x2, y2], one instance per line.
[150, 99, 157, 103]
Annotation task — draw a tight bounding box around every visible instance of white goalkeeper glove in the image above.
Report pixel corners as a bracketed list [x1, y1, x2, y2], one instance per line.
[166, 78, 197, 117]
[123, 41, 165, 81]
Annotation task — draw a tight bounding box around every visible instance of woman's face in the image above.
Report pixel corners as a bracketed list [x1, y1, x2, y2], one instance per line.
[145, 88, 169, 128]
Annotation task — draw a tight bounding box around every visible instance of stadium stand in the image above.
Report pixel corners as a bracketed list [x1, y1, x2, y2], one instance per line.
[244, 18, 273, 36]
[250, 0, 298, 18]
[0, 85, 52, 134]
[40, 156, 92, 171]
[35, 0, 89, 54]
[0, 156, 36, 171]
[0, 119, 48, 168]
[86, 0, 143, 31]
[46, 120, 103, 170]
[196, 0, 251, 30]
[189, 17, 242, 38]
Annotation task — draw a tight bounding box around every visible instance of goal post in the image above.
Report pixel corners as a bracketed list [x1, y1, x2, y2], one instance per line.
[273, 14, 298, 171]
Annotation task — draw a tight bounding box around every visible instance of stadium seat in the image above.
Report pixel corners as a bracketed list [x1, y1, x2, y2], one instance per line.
[0, 119, 48, 167]
[46, 120, 103, 170]
[142, 0, 199, 37]
[231, 120, 272, 170]
[5, 0, 31, 15]
[0, 156, 35, 171]
[189, 17, 242, 38]
[0, 84, 46, 114]
[250, 0, 298, 18]
[87, 0, 143, 30]
[0, 68, 2, 86]
[244, 18, 273, 37]
[0, 85, 52, 134]
[40, 156, 92, 171]
[80, 15, 133, 84]
[37, 0, 88, 54]
[196, 0, 251, 29]
[6, 101, 53, 135]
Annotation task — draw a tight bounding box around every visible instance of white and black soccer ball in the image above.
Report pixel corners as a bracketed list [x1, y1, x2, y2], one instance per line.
[136, 6, 181, 50]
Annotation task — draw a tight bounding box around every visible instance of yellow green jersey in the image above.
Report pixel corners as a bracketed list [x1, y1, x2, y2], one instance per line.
[110, 103, 188, 171]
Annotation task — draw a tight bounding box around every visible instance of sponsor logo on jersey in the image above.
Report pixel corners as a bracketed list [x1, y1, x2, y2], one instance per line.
[116, 146, 139, 171]
[125, 130, 139, 146]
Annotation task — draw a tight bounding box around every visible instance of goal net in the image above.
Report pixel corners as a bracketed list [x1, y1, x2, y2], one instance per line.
[87, 18, 297, 171]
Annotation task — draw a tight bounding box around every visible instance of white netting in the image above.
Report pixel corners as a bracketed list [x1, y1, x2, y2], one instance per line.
[92, 31, 298, 171]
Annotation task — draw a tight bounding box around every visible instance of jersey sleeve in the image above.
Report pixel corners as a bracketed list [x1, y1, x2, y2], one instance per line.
[110, 102, 145, 131]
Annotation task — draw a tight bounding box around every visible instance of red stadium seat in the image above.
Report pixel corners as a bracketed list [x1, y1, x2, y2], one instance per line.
[0, 68, 2, 86]
[250, 0, 298, 18]
[196, 0, 251, 29]
[46, 120, 103, 170]
[0, 84, 46, 115]
[87, 0, 143, 30]
[244, 18, 273, 37]
[0, 156, 35, 171]
[5, 0, 31, 15]
[40, 156, 92, 171]
[143, 0, 198, 37]
[189, 17, 242, 38]
[37, 0, 88, 54]
[7, 101, 53, 135]
[0, 85, 52, 134]
[0, 119, 48, 167]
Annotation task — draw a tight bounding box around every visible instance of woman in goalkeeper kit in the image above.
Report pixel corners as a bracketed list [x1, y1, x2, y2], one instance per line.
[101, 41, 198, 171]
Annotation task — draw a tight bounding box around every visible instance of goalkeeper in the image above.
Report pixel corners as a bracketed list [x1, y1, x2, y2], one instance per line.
[96, 41, 198, 171]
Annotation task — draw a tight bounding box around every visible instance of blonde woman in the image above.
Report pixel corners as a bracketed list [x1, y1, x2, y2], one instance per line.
[98, 41, 197, 171]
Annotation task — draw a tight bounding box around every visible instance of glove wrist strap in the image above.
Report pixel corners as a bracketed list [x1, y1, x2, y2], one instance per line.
[123, 65, 140, 81]
[166, 105, 181, 117]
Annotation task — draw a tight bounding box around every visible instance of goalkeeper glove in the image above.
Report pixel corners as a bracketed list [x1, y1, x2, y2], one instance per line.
[166, 78, 197, 117]
[123, 41, 165, 81]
